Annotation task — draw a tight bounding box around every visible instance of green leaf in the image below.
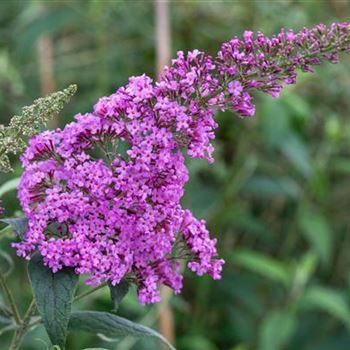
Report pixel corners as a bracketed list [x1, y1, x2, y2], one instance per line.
[179, 335, 217, 350]
[109, 280, 129, 312]
[333, 157, 350, 174]
[0, 217, 28, 239]
[298, 208, 332, 265]
[28, 252, 78, 349]
[68, 311, 175, 350]
[233, 250, 291, 287]
[260, 97, 290, 147]
[16, 8, 77, 56]
[243, 176, 300, 199]
[0, 250, 14, 276]
[300, 286, 350, 329]
[259, 310, 296, 350]
[283, 93, 311, 120]
[0, 178, 20, 197]
[281, 133, 313, 178]
[231, 346, 250, 350]
[292, 252, 317, 291]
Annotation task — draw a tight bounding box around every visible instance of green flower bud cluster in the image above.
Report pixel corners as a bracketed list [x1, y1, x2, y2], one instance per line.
[0, 84, 77, 172]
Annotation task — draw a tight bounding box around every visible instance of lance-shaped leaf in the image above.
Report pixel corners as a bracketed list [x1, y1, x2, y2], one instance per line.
[0, 217, 28, 239]
[28, 252, 78, 349]
[259, 309, 296, 350]
[69, 311, 175, 350]
[300, 286, 350, 329]
[109, 280, 129, 312]
[0, 178, 20, 197]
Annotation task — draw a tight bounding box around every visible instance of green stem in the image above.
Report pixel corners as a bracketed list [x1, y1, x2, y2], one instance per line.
[0, 269, 21, 325]
[74, 282, 107, 302]
[9, 300, 36, 350]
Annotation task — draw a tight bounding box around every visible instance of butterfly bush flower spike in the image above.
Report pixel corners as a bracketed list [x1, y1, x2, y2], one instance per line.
[14, 23, 350, 304]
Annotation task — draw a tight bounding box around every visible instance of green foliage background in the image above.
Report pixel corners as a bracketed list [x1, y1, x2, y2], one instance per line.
[1, 1, 350, 349]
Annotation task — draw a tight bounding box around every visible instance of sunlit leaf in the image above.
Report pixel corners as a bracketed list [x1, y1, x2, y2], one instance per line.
[298, 207, 332, 265]
[0, 178, 20, 197]
[292, 252, 317, 291]
[232, 250, 291, 287]
[259, 309, 296, 350]
[281, 133, 313, 178]
[300, 286, 350, 329]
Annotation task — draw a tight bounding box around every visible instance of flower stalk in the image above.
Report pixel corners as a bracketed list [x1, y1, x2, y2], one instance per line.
[0, 269, 21, 325]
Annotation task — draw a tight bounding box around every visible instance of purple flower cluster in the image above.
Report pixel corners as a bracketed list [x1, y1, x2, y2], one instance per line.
[14, 23, 350, 303]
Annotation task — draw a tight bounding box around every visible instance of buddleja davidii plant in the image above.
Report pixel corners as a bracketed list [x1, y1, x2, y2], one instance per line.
[0, 22, 350, 350]
[0, 86, 174, 349]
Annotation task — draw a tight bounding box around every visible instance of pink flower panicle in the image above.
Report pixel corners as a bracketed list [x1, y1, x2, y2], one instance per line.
[13, 23, 350, 304]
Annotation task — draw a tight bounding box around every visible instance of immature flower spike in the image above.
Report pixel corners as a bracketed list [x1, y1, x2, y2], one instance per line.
[14, 23, 350, 304]
[0, 84, 77, 172]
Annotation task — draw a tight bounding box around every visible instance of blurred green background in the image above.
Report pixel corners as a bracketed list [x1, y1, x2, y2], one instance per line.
[1, 1, 350, 349]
